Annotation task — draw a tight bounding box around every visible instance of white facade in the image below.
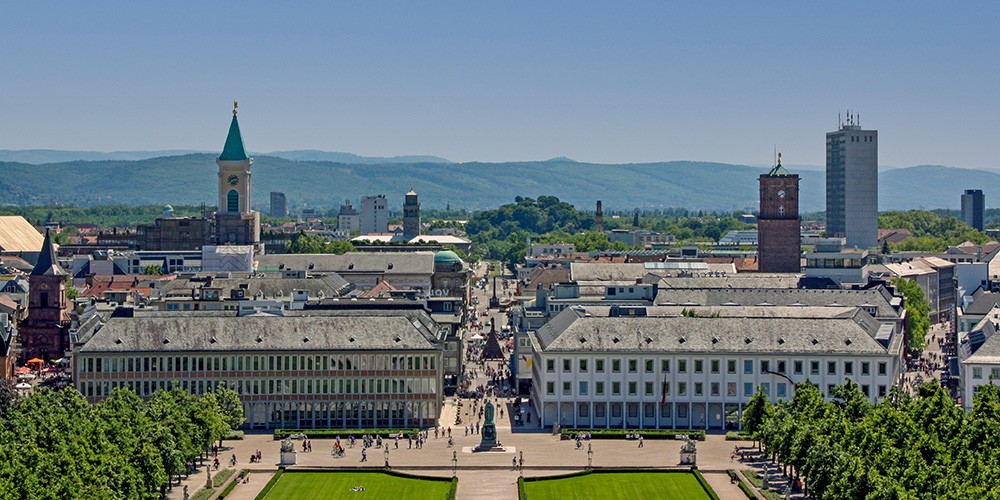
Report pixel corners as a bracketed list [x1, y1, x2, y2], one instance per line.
[527, 306, 904, 430]
[531, 351, 897, 430]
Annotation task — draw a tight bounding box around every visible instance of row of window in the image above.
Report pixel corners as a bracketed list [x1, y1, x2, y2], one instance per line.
[971, 366, 1000, 380]
[81, 376, 438, 399]
[545, 380, 888, 399]
[545, 357, 888, 377]
[80, 353, 437, 374]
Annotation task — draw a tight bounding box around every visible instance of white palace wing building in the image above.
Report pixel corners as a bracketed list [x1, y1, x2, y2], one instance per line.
[73, 309, 446, 429]
[528, 300, 905, 431]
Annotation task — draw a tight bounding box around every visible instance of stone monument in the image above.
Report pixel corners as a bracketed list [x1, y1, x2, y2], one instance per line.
[474, 401, 502, 452]
[679, 438, 697, 465]
[280, 437, 297, 465]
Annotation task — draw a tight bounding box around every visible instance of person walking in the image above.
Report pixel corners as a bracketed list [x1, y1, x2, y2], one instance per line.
[512, 456, 517, 470]
[361, 448, 367, 462]
[638, 435, 644, 448]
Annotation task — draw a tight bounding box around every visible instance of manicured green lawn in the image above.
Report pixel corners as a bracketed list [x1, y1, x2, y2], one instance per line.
[523, 472, 713, 500]
[261, 471, 452, 500]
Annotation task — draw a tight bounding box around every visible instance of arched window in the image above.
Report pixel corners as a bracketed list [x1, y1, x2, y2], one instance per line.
[227, 189, 239, 213]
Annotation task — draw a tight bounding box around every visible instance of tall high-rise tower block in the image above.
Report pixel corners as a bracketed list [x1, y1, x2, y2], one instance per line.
[962, 189, 985, 232]
[826, 114, 878, 249]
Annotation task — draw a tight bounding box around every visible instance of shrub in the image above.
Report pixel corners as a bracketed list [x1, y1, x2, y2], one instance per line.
[212, 468, 236, 488]
[273, 428, 418, 439]
[725, 431, 752, 441]
[560, 428, 705, 440]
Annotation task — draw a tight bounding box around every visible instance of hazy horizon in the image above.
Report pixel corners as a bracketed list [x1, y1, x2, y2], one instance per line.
[2, 2, 998, 169]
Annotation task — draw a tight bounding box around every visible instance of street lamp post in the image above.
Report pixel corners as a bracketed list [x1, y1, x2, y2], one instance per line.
[587, 443, 593, 469]
[384, 448, 389, 468]
[519, 451, 524, 478]
[452, 451, 458, 477]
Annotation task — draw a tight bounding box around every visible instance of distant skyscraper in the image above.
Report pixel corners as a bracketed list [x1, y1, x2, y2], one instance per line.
[403, 189, 421, 239]
[962, 189, 985, 232]
[361, 195, 388, 234]
[270, 192, 288, 218]
[826, 114, 878, 249]
[758, 154, 801, 273]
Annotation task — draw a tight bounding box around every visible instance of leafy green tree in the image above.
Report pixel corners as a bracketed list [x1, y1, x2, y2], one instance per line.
[213, 382, 245, 434]
[285, 231, 355, 254]
[893, 277, 930, 349]
[742, 388, 770, 449]
[141, 265, 163, 275]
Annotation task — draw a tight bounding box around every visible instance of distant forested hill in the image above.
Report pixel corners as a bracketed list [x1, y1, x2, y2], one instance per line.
[0, 153, 996, 212]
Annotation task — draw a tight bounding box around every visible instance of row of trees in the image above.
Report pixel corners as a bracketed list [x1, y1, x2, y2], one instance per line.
[879, 210, 990, 252]
[0, 382, 244, 499]
[742, 381, 1000, 498]
[465, 196, 753, 267]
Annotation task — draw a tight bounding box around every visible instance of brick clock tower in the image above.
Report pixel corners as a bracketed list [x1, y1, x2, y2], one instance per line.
[19, 229, 72, 361]
[758, 154, 801, 273]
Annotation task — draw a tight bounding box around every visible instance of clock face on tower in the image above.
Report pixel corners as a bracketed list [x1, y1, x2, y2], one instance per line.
[777, 190, 786, 199]
[228, 175, 239, 186]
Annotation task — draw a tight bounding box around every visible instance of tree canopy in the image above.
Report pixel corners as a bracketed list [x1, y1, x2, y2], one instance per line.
[893, 277, 930, 350]
[0, 385, 241, 499]
[754, 381, 1000, 498]
[285, 231, 355, 254]
[880, 210, 989, 252]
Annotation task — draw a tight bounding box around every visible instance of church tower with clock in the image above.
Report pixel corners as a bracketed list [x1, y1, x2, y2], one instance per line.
[213, 102, 262, 253]
[757, 153, 801, 273]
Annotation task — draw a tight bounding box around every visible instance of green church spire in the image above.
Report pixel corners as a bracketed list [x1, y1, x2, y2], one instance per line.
[219, 101, 248, 162]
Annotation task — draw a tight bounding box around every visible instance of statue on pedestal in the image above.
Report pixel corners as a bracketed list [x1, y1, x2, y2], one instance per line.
[679, 438, 698, 465]
[475, 401, 499, 451]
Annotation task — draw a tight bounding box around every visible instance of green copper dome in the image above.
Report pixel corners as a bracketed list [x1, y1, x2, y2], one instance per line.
[434, 250, 462, 266]
[219, 114, 248, 161]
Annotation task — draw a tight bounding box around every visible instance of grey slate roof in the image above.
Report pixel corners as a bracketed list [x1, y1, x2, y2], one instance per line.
[256, 252, 435, 275]
[78, 313, 440, 353]
[570, 263, 649, 282]
[160, 274, 350, 299]
[655, 287, 900, 318]
[533, 307, 888, 355]
[656, 275, 802, 290]
[963, 292, 1000, 316]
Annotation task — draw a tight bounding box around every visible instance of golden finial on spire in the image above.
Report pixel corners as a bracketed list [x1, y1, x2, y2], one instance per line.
[233, 100, 238, 116]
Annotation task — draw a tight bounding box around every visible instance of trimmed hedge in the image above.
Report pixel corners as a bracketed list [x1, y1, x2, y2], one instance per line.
[691, 468, 721, 500]
[224, 430, 245, 440]
[560, 428, 706, 440]
[729, 469, 758, 499]
[254, 468, 284, 500]
[273, 428, 418, 439]
[218, 469, 249, 499]
[726, 431, 752, 441]
[517, 476, 527, 500]
[446, 477, 458, 500]
[212, 468, 236, 488]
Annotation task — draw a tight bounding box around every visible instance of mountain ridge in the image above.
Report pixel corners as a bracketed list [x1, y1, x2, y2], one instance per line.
[0, 153, 996, 212]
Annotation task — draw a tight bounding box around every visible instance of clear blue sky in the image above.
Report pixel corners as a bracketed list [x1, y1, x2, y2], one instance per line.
[1, 2, 998, 167]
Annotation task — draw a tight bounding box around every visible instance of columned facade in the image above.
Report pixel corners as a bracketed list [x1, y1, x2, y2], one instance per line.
[75, 350, 443, 429]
